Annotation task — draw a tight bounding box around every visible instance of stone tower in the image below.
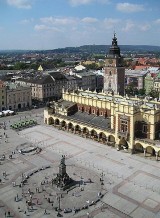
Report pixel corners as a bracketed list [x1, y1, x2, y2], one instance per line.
[104, 33, 125, 96]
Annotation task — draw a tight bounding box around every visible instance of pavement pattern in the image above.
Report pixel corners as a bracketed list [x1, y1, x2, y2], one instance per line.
[0, 108, 160, 218]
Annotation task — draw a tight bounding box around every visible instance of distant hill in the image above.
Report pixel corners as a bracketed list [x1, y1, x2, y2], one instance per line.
[48, 45, 160, 54]
[0, 45, 160, 54]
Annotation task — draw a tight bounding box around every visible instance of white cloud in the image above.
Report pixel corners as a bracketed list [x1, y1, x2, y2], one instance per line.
[34, 25, 61, 32]
[103, 18, 120, 29]
[19, 18, 34, 24]
[116, 3, 145, 13]
[139, 24, 150, 31]
[69, 0, 92, 6]
[154, 19, 160, 24]
[7, 0, 32, 9]
[40, 17, 77, 26]
[69, 0, 110, 6]
[81, 17, 98, 23]
[122, 20, 135, 32]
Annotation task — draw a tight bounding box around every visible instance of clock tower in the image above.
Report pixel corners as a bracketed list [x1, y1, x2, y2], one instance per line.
[104, 33, 125, 96]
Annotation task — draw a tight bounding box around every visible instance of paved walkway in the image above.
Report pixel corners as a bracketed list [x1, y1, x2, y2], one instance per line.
[0, 110, 160, 217]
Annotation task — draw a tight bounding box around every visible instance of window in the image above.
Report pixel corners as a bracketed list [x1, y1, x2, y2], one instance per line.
[109, 71, 112, 76]
[142, 125, 147, 133]
[120, 120, 128, 132]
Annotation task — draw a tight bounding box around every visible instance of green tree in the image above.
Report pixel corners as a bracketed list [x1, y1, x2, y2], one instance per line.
[149, 89, 159, 98]
[13, 62, 27, 70]
[138, 89, 146, 96]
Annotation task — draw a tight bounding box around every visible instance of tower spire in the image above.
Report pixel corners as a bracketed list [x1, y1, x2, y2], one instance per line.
[108, 32, 121, 57]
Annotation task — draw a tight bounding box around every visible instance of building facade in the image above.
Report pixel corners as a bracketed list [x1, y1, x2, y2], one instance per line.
[125, 69, 147, 90]
[44, 89, 160, 161]
[144, 73, 154, 94]
[0, 80, 7, 111]
[6, 83, 32, 110]
[74, 71, 97, 91]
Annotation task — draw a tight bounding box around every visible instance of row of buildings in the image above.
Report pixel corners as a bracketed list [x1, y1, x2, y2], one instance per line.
[0, 68, 103, 111]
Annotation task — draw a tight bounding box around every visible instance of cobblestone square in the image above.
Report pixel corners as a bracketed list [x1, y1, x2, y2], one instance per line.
[0, 110, 160, 218]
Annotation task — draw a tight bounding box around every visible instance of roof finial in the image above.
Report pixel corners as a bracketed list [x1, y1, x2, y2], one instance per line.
[113, 30, 117, 39]
[113, 30, 116, 38]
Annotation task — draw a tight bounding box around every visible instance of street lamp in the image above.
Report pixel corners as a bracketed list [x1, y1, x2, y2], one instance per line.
[56, 193, 62, 217]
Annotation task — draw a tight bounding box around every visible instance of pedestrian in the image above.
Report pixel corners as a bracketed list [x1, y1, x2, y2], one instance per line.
[5, 211, 6, 217]
[44, 209, 47, 214]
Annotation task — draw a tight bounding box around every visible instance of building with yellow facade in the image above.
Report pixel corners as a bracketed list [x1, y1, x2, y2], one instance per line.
[44, 34, 160, 161]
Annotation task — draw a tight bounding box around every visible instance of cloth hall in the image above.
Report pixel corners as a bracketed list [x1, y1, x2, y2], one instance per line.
[44, 34, 160, 161]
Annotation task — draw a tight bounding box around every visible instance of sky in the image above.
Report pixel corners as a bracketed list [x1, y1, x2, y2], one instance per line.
[0, 0, 160, 50]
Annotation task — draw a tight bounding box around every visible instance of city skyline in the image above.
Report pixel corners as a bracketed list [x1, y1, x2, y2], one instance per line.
[0, 0, 160, 50]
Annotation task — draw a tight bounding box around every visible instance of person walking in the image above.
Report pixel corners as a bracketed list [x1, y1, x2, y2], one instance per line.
[44, 209, 47, 214]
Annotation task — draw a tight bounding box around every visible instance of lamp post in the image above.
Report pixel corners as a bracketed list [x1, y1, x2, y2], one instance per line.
[56, 193, 62, 217]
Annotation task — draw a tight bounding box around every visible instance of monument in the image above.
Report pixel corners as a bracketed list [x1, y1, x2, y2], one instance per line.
[53, 155, 73, 190]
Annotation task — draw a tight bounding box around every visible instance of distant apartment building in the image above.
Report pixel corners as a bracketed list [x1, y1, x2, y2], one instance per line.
[125, 69, 147, 90]
[6, 83, 32, 110]
[0, 80, 7, 111]
[74, 71, 97, 91]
